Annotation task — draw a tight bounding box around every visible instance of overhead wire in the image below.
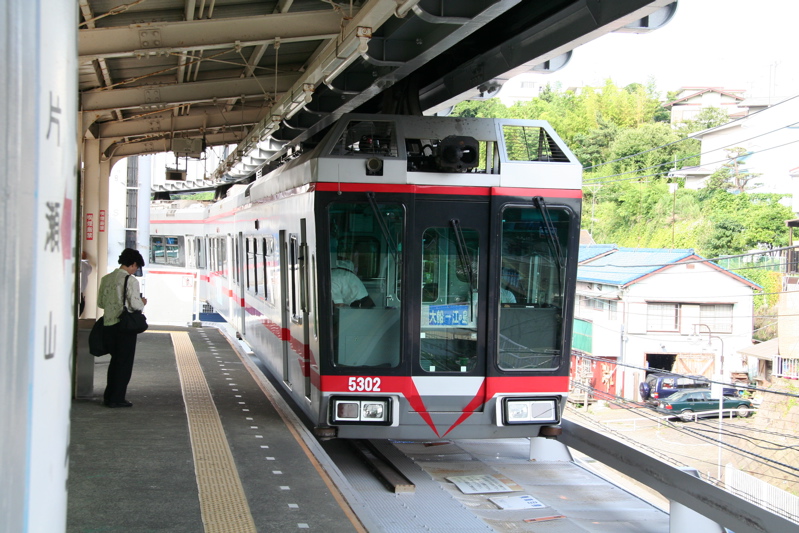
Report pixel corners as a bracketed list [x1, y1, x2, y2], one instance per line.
[566, 381, 799, 482]
[584, 137, 799, 185]
[573, 352, 799, 401]
[582, 93, 799, 172]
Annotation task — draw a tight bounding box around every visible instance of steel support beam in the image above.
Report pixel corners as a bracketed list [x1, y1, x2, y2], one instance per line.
[81, 73, 297, 113]
[105, 129, 248, 161]
[420, 0, 677, 111]
[96, 107, 269, 141]
[78, 10, 348, 61]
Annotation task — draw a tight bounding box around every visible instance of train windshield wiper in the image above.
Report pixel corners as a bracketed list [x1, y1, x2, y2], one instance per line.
[532, 196, 564, 274]
[366, 192, 399, 264]
[450, 218, 476, 317]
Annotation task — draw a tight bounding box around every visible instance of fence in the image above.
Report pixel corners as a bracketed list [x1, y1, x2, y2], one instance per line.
[725, 464, 799, 524]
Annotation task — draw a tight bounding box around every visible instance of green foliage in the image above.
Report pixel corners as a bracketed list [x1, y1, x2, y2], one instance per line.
[452, 82, 793, 281]
[453, 79, 667, 167]
[173, 191, 214, 201]
[674, 106, 730, 136]
[608, 123, 683, 178]
[704, 147, 762, 193]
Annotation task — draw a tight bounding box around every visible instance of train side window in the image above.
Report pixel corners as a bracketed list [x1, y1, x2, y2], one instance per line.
[497, 205, 571, 371]
[289, 235, 301, 323]
[150, 236, 184, 267]
[262, 237, 271, 303]
[329, 120, 398, 157]
[245, 238, 252, 291]
[151, 237, 165, 264]
[195, 237, 206, 269]
[252, 238, 259, 295]
[502, 125, 570, 163]
[219, 238, 227, 279]
[234, 238, 240, 285]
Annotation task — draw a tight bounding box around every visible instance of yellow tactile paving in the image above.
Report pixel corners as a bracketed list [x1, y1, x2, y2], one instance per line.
[171, 331, 257, 533]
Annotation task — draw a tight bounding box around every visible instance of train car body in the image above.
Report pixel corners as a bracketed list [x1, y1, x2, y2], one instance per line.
[147, 200, 207, 325]
[150, 114, 582, 440]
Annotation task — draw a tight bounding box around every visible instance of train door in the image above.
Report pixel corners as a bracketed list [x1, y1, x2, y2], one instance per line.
[299, 219, 311, 400]
[279, 230, 291, 389]
[280, 222, 311, 394]
[236, 232, 246, 335]
[414, 199, 489, 413]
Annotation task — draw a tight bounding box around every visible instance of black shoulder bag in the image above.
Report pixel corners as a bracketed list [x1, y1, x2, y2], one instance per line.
[118, 275, 149, 334]
[89, 316, 108, 356]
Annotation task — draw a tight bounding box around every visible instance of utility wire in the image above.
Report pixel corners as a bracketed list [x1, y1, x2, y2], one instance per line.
[582, 93, 799, 172]
[572, 352, 799, 400]
[584, 120, 799, 184]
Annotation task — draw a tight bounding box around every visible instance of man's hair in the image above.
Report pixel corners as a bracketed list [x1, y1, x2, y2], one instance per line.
[118, 248, 145, 268]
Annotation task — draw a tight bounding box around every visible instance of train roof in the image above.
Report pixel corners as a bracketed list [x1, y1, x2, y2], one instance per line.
[244, 114, 583, 203]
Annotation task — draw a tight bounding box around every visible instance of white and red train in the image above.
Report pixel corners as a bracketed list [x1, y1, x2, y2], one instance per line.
[148, 114, 582, 439]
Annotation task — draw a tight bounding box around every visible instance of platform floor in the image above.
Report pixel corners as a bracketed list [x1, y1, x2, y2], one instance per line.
[67, 326, 360, 533]
[68, 326, 671, 533]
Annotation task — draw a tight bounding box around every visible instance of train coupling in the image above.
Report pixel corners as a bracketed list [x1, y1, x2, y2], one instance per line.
[314, 427, 338, 440]
[540, 425, 563, 439]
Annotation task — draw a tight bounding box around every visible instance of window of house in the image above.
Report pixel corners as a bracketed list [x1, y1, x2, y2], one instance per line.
[700, 304, 733, 334]
[647, 303, 679, 332]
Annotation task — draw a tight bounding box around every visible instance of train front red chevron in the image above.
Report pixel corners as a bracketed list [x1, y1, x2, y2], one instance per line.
[148, 114, 582, 439]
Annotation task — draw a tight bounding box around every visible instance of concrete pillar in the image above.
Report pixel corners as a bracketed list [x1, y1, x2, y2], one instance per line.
[670, 469, 726, 533]
[75, 138, 111, 398]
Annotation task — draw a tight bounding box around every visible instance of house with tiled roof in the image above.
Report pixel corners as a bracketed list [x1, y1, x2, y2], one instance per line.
[663, 86, 747, 125]
[573, 246, 761, 401]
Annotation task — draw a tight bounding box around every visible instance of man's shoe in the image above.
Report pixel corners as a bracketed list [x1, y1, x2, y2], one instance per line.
[105, 401, 133, 408]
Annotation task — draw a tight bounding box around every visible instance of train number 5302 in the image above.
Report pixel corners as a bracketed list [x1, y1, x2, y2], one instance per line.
[348, 377, 381, 392]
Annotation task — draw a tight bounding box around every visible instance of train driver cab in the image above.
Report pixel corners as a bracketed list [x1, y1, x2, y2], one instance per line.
[328, 201, 403, 369]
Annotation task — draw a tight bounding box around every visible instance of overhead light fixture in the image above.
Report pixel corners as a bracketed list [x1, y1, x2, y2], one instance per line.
[322, 26, 371, 88]
[284, 84, 315, 120]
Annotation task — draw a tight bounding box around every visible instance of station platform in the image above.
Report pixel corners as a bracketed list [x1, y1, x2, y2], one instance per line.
[67, 326, 363, 533]
[68, 326, 671, 533]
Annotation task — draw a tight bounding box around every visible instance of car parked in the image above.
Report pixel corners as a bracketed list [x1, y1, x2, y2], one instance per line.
[639, 372, 741, 405]
[655, 389, 754, 421]
[639, 372, 710, 405]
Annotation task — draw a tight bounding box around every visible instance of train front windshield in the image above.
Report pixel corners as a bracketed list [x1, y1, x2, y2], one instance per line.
[328, 201, 404, 368]
[498, 205, 570, 371]
[420, 225, 480, 373]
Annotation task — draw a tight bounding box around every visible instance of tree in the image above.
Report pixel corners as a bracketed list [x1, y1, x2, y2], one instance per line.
[704, 147, 762, 194]
[608, 123, 684, 179]
[675, 106, 730, 135]
[571, 118, 619, 168]
[700, 218, 747, 257]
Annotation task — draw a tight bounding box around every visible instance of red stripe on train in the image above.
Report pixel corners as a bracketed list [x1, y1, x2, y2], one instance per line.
[315, 182, 582, 198]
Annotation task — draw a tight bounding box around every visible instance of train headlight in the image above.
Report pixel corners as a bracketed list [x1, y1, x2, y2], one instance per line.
[330, 397, 392, 425]
[502, 397, 559, 425]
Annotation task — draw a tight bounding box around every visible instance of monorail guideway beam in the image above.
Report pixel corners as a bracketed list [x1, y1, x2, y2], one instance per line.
[558, 419, 797, 533]
[213, 0, 677, 186]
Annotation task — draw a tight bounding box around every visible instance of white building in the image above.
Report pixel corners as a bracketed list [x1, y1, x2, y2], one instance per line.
[574, 246, 761, 401]
[663, 86, 747, 125]
[669, 94, 799, 196]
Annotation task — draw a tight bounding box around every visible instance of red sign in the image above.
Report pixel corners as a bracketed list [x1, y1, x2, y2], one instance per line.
[99, 210, 106, 232]
[86, 213, 94, 241]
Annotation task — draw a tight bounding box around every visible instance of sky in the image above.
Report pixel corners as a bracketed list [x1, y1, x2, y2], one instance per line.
[522, 0, 799, 99]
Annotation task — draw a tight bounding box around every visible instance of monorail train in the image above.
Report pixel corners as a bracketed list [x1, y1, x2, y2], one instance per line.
[148, 114, 582, 439]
